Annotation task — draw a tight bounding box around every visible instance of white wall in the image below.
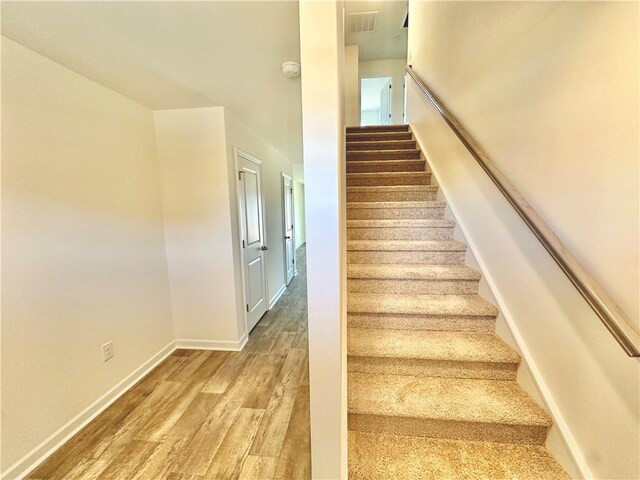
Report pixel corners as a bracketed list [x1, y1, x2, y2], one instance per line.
[223, 109, 295, 310]
[407, 2, 639, 478]
[299, 1, 347, 478]
[154, 107, 243, 346]
[155, 106, 295, 345]
[1, 38, 175, 474]
[361, 109, 380, 126]
[2, 34, 300, 480]
[359, 58, 406, 125]
[344, 45, 360, 127]
[293, 181, 306, 249]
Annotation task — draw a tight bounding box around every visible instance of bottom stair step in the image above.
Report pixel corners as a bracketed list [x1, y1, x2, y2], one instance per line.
[348, 431, 569, 480]
[348, 372, 552, 445]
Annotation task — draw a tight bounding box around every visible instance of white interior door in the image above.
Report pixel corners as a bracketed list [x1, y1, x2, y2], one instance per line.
[237, 150, 268, 332]
[379, 78, 391, 125]
[283, 174, 295, 285]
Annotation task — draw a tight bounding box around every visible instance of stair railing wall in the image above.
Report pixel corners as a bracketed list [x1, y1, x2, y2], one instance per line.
[405, 65, 640, 357]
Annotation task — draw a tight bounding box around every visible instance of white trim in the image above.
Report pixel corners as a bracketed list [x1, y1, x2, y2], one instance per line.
[234, 147, 262, 165]
[175, 333, 248, 352]
[234, 147, 269, 338]
[1, 340, 177, 480]
[411, 127, 590, 479]
[269, 283, 287, 310]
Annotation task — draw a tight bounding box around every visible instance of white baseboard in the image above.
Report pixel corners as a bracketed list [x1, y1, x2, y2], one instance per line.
[412, 127, 589, 479]
[175, 332, 248, 352]
[2, 340, 177, 480]
[268, 283, 287, 309]
[2, 333, 253, 480]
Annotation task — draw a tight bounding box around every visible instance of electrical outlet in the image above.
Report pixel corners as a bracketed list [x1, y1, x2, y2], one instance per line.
[102, 341, 114, 362]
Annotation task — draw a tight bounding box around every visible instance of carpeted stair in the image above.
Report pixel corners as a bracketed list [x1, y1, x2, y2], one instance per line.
[345, 124, 569, 479]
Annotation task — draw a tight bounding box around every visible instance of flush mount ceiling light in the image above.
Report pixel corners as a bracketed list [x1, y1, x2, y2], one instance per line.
[282, 61, 301, 78]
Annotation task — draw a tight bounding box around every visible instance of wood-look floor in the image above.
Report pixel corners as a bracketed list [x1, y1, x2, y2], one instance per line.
[29, 247, 310, 480]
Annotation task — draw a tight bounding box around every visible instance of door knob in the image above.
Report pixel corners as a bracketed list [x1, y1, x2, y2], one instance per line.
[285, 236, 291, 239]
[261, 246, 268, 251]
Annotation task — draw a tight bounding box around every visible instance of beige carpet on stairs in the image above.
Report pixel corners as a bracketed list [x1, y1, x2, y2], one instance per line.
[345, 124, 570, 480]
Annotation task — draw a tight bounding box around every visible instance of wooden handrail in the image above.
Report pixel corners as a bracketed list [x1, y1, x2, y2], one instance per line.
[406, 65, 640, 357]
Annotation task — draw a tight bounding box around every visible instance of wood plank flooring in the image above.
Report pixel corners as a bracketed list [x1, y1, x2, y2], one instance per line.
[29, 246, 310, 480]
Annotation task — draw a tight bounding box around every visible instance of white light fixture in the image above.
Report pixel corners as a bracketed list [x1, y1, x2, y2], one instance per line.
[282, 61, 301, 78]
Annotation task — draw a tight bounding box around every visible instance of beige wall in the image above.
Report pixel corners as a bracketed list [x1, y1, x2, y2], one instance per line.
[299, 0, 347, 477]
[155, 106, 296, 346]
[408, 1, 639, 328]
[359, 58, 406, 125]
[344, 45, 360, 126]
[154, 107, 243, 346]
[2, 39, 299, 477]
[1, 38, 175, 473]
[293, 180, 306, 249]
[407, 2, 639, 478]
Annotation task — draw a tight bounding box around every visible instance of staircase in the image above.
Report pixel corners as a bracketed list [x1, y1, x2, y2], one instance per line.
[345, 125, 569, 479]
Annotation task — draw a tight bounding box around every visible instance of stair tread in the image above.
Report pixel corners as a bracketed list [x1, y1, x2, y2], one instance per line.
[347, 125, 409, 132]
[348, 431, 569, 480]
[347, 293, 498, 317]
[348, 148, 421, 155]
[347, 171, 428, 177]
[347, 219, 453, 228]
[347, 131, 412, 138]
[347, 185, 437, 192]
[348, 264, 479, 280]
[347, 328, 520, 364]
[348, 372, 552, 427]
[347, 201, 445, 209]
[348, 140, 415, 147]
[347, 159, 425, 165]
[348, 240, 466, 251]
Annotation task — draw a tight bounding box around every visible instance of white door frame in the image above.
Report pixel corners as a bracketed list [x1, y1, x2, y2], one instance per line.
[282, 173, 295, 284]
[234, 147, 269, 336]
[360, 75, 393, 125]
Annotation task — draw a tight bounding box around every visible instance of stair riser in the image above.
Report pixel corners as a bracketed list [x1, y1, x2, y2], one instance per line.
[347, 190, 437, 202]
[347, 132, 413, 142]
[347, 227, 454, 241]
[347, 175, 430, 187]
[348, 279, 478, 295]
[348, 151, 421, 161]
[348, 414, 548, 445]
[347, 250, 465, 265]
[347, 126, 409, 133]
[346, 161, 426, 174]
[347, 141, 416, 151]
[347, 207, 445, 220]
[347, 356, 518, 381]
[347, 313, 496, 333]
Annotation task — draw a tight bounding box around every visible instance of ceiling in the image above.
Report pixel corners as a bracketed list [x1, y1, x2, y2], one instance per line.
[345, 0, 408, 61]
[1, 1, 303, 164]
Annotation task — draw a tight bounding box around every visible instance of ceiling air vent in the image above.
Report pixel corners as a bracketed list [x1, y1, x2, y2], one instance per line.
[349, 11, 379, 33]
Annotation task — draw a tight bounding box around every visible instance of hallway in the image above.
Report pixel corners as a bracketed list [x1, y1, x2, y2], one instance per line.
[28, 247, 311, 480]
